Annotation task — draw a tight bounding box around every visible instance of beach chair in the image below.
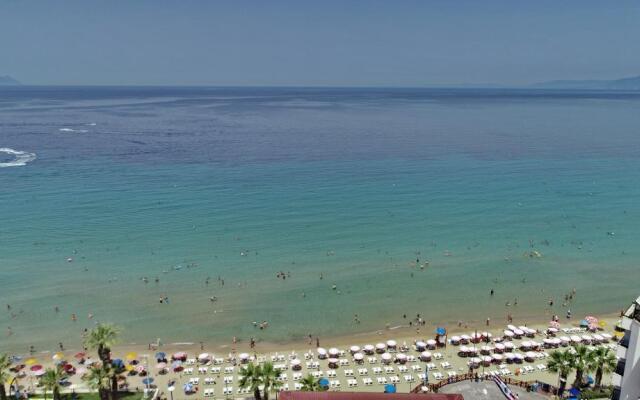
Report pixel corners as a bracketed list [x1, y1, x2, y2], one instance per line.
[223, 387, 233, 395]
[293, 372, 302, 381]
[358, 368, 368, 376]
[447, 371, 456, 378]
[224, 367, 234, 374]
[344, 369, 354, 377]
[372, 367, 382, 375]
[406, 355, 416, 362]
[384, 366, 394, 374]
[223, 376, 233, 384]
[339, 358, 349, 366]
[294, 383, 302, 390]
[390, 376, 400, 384]
[433, 353, 443, 360]
[404, 374, 414, 382]
[368, 357, 377, 364]
[398, 365, 408, 373]
[210, 367, 221, 374]
[364, 378, 373, 386]
[282, 384, 289, 391]
[327, 370, 336, 378]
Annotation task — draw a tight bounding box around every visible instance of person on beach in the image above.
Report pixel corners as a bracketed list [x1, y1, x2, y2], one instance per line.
[316, 337, 320, 347]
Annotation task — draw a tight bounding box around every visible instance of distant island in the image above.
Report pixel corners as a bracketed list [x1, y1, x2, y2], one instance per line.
[533, 75, 640, 90]
[0, 75, 21, 85]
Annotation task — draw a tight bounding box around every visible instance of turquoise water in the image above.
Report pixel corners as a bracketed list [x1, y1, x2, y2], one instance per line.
[1, 87, 640, 352]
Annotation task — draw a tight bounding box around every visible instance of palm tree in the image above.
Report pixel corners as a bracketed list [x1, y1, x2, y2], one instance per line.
[300, 374, 322, 391]
[239, 363, 263, 400]
[259, 362, 282, 400]
[83, 365, 112, 400]
[571, 345, 591, 387]
[85, 324, 120, 363]
[588, 347, 617, 387]
[547, 349, 573, 395]
[0, 354, 12, 400]
[40, 367, 64, 400]
[84, 324, 120, 400]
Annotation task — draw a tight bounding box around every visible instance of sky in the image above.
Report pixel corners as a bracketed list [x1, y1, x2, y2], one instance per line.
[1, 0, 639, 86]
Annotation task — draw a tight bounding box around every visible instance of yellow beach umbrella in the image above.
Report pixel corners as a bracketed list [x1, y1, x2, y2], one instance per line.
[52, 352, 64, 361]
[125, 364, 134, 372]
[599, 320, 607, 328]
[25, 358, 37, 366]
[126, 352, 137, 361]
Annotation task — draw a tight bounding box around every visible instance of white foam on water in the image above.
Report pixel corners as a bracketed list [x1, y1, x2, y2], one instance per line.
[0, 148, 37, 168]
[59, 128, 89, 133]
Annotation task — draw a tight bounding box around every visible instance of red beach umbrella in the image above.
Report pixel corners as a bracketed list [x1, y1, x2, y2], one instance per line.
[30, 365, 43, 371]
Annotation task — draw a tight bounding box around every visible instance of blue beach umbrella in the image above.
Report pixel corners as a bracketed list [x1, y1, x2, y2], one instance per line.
[318, 378, 329, 388]
[183, 383, 194, 393]
[142, 378, 154, 385]
[568, 387, 580, 397]
[155, 352, 166, 360]
[436, 327, 446, 336]
[384, 384, 396, 393]
[112, 359, 124, 368]
[579, 320, 589, 327]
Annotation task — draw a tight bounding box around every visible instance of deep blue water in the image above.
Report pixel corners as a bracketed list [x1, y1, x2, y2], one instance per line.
[1, 86, 640, 352]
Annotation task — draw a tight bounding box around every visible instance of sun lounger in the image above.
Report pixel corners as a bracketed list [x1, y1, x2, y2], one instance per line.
[293, 372, 302, 380]
[389, 376, 400, 384]
[347, 378, 358, 387]
[327, 370, 337, 378]
[344, 369, 354, 377]
[224, 367, 234, 374]
[210, 367, 221, 374]
[294, 383, 302, 390]
[368, 357, 378, 364]
[384, 366, 394, 374]
[433, 353, 443, 360]
[447, 371, 456, 378]
[404, 374, 414, 382]
[223, 387, 233, 395]
[358, 368, 368, 376]
[372, 367, 382, 375]
[398, 365, 408, 373]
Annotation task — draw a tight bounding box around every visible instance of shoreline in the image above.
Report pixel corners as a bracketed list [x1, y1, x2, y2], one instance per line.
[7, 310, 622, 359]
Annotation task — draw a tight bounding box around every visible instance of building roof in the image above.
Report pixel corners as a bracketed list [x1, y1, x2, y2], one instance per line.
[278, 392, 464, 400]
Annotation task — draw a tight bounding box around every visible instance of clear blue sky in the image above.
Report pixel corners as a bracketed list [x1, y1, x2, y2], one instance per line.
[1, 0, 639, 86]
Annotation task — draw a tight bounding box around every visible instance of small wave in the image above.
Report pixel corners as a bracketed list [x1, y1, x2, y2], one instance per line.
[59, 128, 89, 133]
[0, 148, 36, 168]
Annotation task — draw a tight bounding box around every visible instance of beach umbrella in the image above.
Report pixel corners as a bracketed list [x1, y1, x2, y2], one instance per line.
[318, 378, 329, 389]
[415, 341, 426, 350]
[30, 365, 43, 372]
[328, 348, 340, 356]
[503, 342, 514, 349]
[183, 382, 194, 393]
[381, 353, 392, 363]
[579, 320, 589, 327]
[141, 377, 154, 385]
[52, 353, 64, 361]
[135, 365, 146, 374]
[155, 352, 166, 360]
[126, 352, 137, 361]
[363, 345, 374, 354]
[198, 353, 210, 362]
[384, 384, 396, 393]
[601, 333, 612, 341]
[350, 345, 360, 354]
[375, 343, 386, 353]
[125, 365, 135, 372]
[570, 335, 582, 343]
[549, 320, 560, 329]
[353, 353, 364, 361]
[290, 359, 301, 367]
[33, 369, 46, 377]
[491, 354, 503, 361]
[395, 353, 407, 363]
[419, 352, 431, 361]
[74, 352, 86, 360]
[156, 362, 167, 369]
[386, 340, 397, 348]
[436, 327, 446, 336]
[426, 339, 437, 347]
[513, 329, 524, 336]
[24, 358, 37, 366]
[503, 330, 514, 338]
[172, 352, 187, 360]
[112, 359, 124, 368]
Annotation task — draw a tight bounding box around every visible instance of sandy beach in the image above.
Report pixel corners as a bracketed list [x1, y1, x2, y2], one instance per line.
[7, 313, 622, 398]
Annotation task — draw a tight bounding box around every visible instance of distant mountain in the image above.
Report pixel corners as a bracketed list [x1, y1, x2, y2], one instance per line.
[533, 75, 640, 90]
[0, 75, 21, 85]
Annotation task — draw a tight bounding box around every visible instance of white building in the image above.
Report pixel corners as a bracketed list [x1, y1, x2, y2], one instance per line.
[612, 295, 640, 400]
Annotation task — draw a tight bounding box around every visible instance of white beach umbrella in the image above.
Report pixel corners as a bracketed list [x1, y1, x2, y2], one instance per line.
[592, 334, 604, 342]
[353, 353, 364, 361]
[570, 335, 582, 343]
[507, 325, 517, 331]
[415, 341, 426, 350]
[525, 352, 536, 360]
[481, 356, 492, 364]
[395, 353, 407, 363]
[328, 358, 339, 364]
[459, 346, 469, 353]
[505, 353, 515, 360]
[491, 354, 503, 361]
[386, 340, 397, 348]
[381, 353, 392, 363]
[560, 336, 570, 343]
[503, 342, 514, 349]
[290, 359, 301, 366]
[504, 330, 514, 337]
[426, 339, 436, 346]
[328, 348, 340, 356]
[420, 351, 432, 361]
[601, 333, 612, 341]
[551, 338, 562, 346]
[460, 334, 471, 341]
[349, 345, 360, 354]
[547, 327, 558, 334]
[375, 343, 386, 352]
[450, 336, 461, 344]
[363, 344, 375, 353]
[513, 329, 524, 336]
[317, 348, 327, 358]
[581, 335, 593, 342]
[469, 357, 481, 364]
[198, 353, 210, 362]
[480, 346, 492, 354]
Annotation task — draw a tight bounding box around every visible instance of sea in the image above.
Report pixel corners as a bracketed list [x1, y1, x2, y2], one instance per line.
[1, 86, 639, 353]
